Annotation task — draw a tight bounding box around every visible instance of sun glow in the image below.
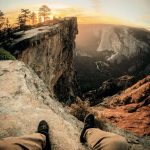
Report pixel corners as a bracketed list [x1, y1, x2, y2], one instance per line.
[1, 0, 150, 29]
[41, 17, 44, 22]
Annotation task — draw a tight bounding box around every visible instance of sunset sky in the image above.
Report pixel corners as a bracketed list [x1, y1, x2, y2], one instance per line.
[0, 0, 150, 29]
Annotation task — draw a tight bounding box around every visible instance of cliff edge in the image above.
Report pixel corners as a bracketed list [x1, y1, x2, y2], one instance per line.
[0, 60, 87, 150]
[9, 17, 78, 103]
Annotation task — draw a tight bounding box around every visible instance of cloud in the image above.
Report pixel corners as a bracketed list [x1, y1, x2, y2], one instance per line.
[53, 7, 86, 17]
[140, 16, 150, 21]
[77, 15, 129, 25]
[90, 0, 101, 12]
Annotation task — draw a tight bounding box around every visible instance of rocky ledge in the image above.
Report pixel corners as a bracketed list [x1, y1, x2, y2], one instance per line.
[0, 60, 87, 150]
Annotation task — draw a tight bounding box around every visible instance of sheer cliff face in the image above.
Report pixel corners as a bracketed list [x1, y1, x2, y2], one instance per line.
[11, 18, 78, 102]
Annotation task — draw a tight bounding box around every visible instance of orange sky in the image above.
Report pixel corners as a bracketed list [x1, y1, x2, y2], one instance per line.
[1, 0, 150, 30]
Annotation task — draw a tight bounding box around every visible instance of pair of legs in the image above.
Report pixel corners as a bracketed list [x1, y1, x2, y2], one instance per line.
[0, 114, 129, 150]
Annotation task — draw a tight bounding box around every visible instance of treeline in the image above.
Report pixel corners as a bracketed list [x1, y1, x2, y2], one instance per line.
[17, 5, 51, 29]
[0, 4, 64, 52]
[0, 5, 61, 44]
[0, 5, 52, 31]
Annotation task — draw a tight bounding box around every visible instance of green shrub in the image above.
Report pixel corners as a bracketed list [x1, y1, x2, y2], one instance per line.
[0, 48, 16, 60]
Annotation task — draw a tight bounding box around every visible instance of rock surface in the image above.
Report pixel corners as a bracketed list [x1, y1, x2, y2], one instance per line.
[90, 76, 150, 149]
[84, 75, 136, 105]
[96, 26, 150, 59]
[0, 60, 87, 150]
[10, 17, 78, 103]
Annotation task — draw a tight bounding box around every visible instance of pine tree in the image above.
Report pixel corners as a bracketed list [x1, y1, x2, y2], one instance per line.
[17, 9, 31, 30]
[21, 9, 31, 24]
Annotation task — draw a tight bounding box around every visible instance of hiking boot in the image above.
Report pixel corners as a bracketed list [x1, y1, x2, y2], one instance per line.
[37, 120, 51, 150]
[37, 120, 49, 136]
[80, 114, 95, 143]
[84, 113, 94, 128]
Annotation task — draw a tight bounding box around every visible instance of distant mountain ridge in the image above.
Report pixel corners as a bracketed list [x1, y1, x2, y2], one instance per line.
[75, 24, 150, 92]
[76, 24, 150, 55]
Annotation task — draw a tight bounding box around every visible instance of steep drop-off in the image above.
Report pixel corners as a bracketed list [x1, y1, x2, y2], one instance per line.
[0, 60, 87, 150]
[69, 76, 150, 149]
[10, 18, 78, 103]
[95, 75, 150, 137]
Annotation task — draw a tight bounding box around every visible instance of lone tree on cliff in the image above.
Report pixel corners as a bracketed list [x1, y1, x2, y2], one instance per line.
[21, 9, 31, 24]
[17, 14, 26, 29]
[30, 12, 37, 25]
[0, 10, 5, 29]
[38, 5, 51, 23]
[17, 9, 31, 30]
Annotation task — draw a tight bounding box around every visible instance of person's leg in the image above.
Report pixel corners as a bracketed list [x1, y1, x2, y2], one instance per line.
[84, 128, 129, 150]
[0, 120, 50, 150]
[80, 114, 129, 150]
[0, 133, 46, 150]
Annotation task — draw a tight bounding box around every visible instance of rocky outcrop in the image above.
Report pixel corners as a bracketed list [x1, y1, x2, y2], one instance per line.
[96, 26, 150, 58]
[96, 26, 150, 75]
[101, 75, 150, 108]
[76, 24, 150, 62]
[0, 60, 87, 150]
[9, 17, 78, 103]
[84, 75, 136, 105]
[90, 76, 150, 149]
